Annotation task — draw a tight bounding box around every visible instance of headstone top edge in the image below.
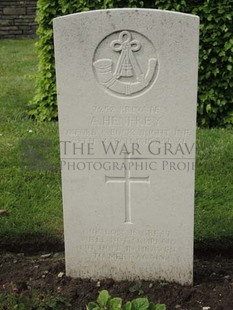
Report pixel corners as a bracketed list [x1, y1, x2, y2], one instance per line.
[53, 8, 199, 23]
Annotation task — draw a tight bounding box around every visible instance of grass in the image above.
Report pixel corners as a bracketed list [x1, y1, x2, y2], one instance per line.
[0, 39, 233, 252]
[195, 129, 233, 248]
[0, 40, 63, 250]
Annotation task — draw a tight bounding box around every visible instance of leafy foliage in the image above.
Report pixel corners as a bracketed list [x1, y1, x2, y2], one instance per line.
[129, 280, 144, 295]
[86, 290, 166, 310]
[0, 283, 71, 310]
[30, 0, 232, 127]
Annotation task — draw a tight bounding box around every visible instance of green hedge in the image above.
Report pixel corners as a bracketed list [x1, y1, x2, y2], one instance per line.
[29, 0, 233, 127]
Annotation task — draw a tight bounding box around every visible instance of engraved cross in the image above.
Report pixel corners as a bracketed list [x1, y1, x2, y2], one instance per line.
[105, 153, 150, 224]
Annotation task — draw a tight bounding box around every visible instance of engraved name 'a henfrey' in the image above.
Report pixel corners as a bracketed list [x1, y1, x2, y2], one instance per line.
[105, 153, 150, 224]
[93, 30, 158, 97]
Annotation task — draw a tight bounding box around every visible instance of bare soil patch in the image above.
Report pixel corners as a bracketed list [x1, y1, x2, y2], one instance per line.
[1, 252, 233, 309]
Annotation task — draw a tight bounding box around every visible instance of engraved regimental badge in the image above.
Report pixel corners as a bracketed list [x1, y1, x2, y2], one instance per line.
[93, 30, 159, 98]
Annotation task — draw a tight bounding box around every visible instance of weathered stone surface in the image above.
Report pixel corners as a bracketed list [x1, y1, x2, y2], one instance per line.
[3, 7, 26, 15]
[8, 30, 22, 34]
[0, 0, 37, 38]
[1, 26, 18, 30]
[0, 20, 12, 25]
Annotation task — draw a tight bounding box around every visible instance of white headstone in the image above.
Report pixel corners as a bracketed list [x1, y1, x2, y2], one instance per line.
[54, 9, 199, 285]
